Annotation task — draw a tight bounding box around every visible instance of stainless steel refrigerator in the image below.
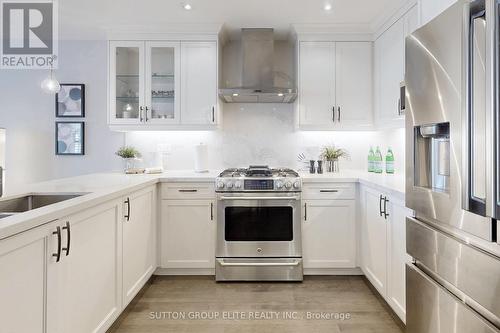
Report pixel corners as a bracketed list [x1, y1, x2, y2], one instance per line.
[405, 0, 500, 332]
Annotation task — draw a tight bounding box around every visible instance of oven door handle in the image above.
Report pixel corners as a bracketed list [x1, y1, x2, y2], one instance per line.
[218, 260, 301, 267]
[219, 196, 300, 201]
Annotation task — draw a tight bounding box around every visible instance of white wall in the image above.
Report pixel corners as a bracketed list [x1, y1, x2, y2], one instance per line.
[126, 103, 405, 174]
[0, 40, 124, 193]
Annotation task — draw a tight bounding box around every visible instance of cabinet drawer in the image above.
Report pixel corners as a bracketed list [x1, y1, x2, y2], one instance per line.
[161, 183, 215, 199]
[302, 183, 355, 200]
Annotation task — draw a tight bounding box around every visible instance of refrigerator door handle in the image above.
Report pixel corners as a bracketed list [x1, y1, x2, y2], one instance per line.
[463, 5, 492, 218]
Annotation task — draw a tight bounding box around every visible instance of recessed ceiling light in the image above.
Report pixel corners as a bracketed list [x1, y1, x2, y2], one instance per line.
[232, 93, 239, 97]
[183, 3, 192, 10]
[324, 3, 332, 11]
[277, 93, 284, 97]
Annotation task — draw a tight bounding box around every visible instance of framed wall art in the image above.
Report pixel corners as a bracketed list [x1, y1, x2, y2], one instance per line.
[56, 84, 85, 117]
[55, 121, 85, 155]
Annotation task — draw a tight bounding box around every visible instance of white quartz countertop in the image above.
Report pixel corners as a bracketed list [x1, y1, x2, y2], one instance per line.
[0, 169, 404, 240]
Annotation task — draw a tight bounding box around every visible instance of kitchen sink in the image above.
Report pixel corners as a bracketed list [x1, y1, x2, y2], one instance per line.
[0, 194, 86, 214]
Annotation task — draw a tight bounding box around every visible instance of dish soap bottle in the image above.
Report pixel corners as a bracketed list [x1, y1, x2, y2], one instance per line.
[385, 148, 395, 174]
[374, 146, 383, 173]
[368, 147, 375, 172]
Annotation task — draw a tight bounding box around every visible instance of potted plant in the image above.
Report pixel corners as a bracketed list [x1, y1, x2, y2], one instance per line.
[320, 145, 349, 173]
[116, 146, 141, 172]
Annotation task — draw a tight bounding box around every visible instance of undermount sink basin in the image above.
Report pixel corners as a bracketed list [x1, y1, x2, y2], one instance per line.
[0, 194, 87, 214]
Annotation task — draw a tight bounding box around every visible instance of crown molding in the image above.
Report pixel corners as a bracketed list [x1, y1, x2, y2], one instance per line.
[106, 23, 223, 40]
[371, 0, 419, 39]
[291, 23, 373, 41]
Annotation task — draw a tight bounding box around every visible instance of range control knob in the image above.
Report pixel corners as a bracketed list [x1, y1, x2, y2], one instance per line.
[234, 181, 242, 189]
[285, 181, 292, 189]
[216, 181, 225, 189]
[275, 180, 283, 189]
[226, 182, 234, 189]
[293, 181, 301, 189]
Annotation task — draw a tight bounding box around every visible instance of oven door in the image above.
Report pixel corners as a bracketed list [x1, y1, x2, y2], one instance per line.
[216, 192, 301, 258]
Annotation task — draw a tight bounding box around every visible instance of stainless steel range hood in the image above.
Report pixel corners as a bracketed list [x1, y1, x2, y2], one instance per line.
[219, 29, 297, 103]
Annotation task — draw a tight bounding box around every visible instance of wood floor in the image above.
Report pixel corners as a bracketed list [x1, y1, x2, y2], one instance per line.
[108, 276, 405, 333]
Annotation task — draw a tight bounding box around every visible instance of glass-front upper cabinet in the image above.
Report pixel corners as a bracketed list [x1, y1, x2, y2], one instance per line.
[109, 41, 145, 124]
[109, 41, 180, 125]
[145, 42, 180, 124]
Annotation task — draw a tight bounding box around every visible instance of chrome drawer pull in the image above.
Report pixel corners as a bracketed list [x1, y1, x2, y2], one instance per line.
[178, 189, 198, 193]
[319, 190, 339, 193]
[218, 260, 300, 267]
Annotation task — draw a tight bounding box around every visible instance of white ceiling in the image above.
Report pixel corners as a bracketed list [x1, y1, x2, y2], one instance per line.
[59, 0, 407, 40]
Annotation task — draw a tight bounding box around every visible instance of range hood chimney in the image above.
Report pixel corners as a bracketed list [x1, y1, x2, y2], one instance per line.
[219, 28, 297, 103]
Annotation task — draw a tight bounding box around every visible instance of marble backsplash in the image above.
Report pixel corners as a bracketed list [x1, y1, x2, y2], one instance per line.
[126, 103, 406, 174]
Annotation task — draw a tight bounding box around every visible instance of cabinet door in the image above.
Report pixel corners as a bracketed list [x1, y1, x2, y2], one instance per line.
[375, 18, 405, 127]
[47, 200, 122, 333]
[335, 42, 373, 128]
[0, 222, 56, 333]
[299, 42, 336, 128]
[361, 187, 388, 295]
[387, 198, 413, 323]
[302, 200, 356, 269]
[122, 186, 156, 306]
[109, 41, 145, 124]
[161, 200, 215, 269]
[145, 41, 181, 124]
[181, 41, 218, 125]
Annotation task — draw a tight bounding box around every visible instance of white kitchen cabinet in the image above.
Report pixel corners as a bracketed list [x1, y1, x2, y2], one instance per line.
[302, 199, 356, 269]
[334, 42, 373, 128]
[360, 186, 388, 295]
[181, 41, 218, 125]
[374, 4, 419, 129]
[122, 186, 156, 307]
[375, 19, 405, 128]
[109, 41, 146, 125]
[298, 41, 373, 130]
[360, 185, 412, 323]
[0, 221, 57, 333]
[161, 199, 216, 270]
[46, 199, 122, 333]
[386, 197, 412, 322]
[298, 41, 336, 128]
[109, 39, 218, 130]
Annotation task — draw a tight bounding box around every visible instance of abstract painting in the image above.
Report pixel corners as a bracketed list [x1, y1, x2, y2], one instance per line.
[56, 122, 85, 155]
[56, 84, 85, 117]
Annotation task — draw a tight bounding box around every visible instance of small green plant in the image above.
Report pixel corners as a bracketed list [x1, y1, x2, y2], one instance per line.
[115, 146, 141, 159]
[320, 145, 349, 161]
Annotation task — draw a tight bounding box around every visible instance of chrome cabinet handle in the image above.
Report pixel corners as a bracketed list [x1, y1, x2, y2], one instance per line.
[383, 197, 390, 219]
[397, 99, 402, 116]
[52, 226, 62, 262]
[332, 106, 335, 123]
[320, 190, 339, 193]
[218, 260, 300, 267]
[179, 189, 198, 193]
[124, 197, 131, 221]
[139, 106, 144, 122]
[219, 196, 300, 201]
[304, 202, 307, 221]
[338, 106, 341, 122]
[145, 106, 149, 122]
[212, 106, 215, 123]
[62, 221, 71, 256]
[379, 195, 384, 217]
[210, 202, 214, 221]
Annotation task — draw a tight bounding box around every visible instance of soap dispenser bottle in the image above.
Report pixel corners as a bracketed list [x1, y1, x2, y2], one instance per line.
[374, 146, 383, 173]
[368, 147, 375, 172]
[385, 148, 395, 174]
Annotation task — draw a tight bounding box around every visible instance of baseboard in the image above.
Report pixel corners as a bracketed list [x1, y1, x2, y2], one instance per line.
[304, 267, 363, 275]
[154, 267, 215, 275]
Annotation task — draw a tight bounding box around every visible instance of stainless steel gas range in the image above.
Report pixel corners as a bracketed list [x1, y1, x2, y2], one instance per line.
[215, 166, 303, 281]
